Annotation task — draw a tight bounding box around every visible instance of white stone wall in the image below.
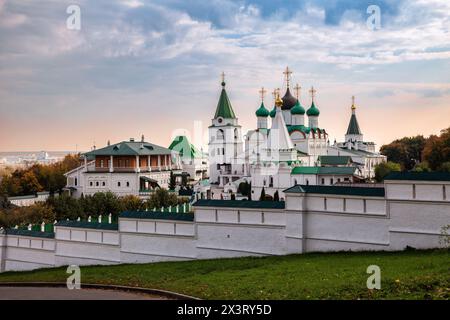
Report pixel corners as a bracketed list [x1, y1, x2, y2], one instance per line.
[2, 235, 55, 272]
[1, 179, 449, 272]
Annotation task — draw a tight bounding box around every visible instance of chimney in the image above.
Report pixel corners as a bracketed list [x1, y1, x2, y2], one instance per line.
[141, 134, 145, 142]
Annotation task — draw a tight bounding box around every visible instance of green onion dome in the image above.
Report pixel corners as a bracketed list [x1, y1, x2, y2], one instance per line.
[270, 105, 277, 118]
[307, 101, 320, 116]
[290, 100, 305, 115]
[255, 102, 270, 117]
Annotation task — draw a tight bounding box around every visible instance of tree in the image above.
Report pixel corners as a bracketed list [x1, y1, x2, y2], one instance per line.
[169, 171, 176, 190]
[422, 128, 450, 171]
[20, 171, 43, 195]
[120, 195, 144, 211]
[380, 136, 427, 170]
[47, 193, 84, 221]
[145, 188, 178, 210]
[259, 187, 266, 201]
[273, 191, 280, 202]
[412, 161, 431, 173]
[374, 162, 401, 182]
[181, 173, 189, 187]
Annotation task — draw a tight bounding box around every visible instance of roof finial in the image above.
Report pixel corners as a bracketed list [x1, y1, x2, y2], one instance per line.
[221, 71, 226, 87]
[141, 134, 145, 142]
[259, 87, 267, 102]
[275, 88, 283, 108]
[309, 86, 317, 102]
[107, 140, 110, 146]
[351, 96, 356, 111]
[283, 66, 293, 88]
[294, 83, 301, 100]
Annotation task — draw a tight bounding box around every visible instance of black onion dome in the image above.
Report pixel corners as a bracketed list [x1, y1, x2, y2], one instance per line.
[281, 88, 297, 110]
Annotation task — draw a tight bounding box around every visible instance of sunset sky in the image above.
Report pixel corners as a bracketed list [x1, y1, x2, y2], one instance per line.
[0, 0, 449, 152]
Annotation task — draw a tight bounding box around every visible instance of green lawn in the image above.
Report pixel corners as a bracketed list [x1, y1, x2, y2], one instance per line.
[0, 249, 448, 300]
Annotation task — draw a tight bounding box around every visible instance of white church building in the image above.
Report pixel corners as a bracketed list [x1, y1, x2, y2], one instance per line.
[202, 68, 385, 200]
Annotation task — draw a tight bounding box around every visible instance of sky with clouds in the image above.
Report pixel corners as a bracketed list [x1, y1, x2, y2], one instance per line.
[0, 0, 449, 151]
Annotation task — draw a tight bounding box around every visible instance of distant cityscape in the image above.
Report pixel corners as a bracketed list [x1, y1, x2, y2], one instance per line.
[0, 151, 77, 168]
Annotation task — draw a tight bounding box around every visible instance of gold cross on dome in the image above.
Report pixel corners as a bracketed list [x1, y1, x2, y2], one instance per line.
[272, 88, 278, 100]
[221, 72, 225, 85]
[309, 86, 317, 102]
[259, 87, 267, 102]
[294, 83, 301, 99]
[351, 96, 356, 110]
[283, 66, 293, 88]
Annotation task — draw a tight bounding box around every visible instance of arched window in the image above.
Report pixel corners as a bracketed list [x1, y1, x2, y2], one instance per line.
[217, 129, 225, 140]
[234, 128, 239, 139]
[294, 179, 297, 185]
[269, 176, 274, 187]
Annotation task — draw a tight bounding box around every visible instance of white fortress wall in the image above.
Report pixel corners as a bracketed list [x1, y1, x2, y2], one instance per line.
[1, 234, 55, 272]
[119, 217, 197, 264]
[54, 225, 121, 267]
[0, 176, 449, 272]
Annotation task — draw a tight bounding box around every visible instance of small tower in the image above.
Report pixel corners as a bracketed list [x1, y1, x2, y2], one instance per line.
[345, 96, 363, 148]
[291, 83, 305, 126]
[208, 72, 243, 185]
[307, 86, 320, 128]
[255, 87, 269, 129]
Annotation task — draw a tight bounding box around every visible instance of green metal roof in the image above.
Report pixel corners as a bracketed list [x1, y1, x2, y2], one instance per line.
[284, 185, 385, 197]
[269, 106, 277, 118]
[120, 211, 194, 222]
[318, 156, 352, 166]
[346, 113, 362, 135]
[287, 125, 311, 134]
[291, 166, 356, 175]
[214, 83, 236, 119]
[194, 200, 285, 209]
[255, 102, 270, 117]
[6, 229, 55, 239]
[384, 172, 450, 182]
[84, 141, 173, 157]
[168, 136, 204, 159]
[56, 220, 119, 231]
[291, 100, 305, 115]
[307, 101, 320, 117]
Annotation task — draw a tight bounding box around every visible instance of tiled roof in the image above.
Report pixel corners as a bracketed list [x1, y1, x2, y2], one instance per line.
[318, 156, 352, 166]
[84, 141, 173, 157]
[194, 200, 285, 209]
[346, 114, 362, 135]
[214, 84, 236, 119]
[168, 136, 204, 159]
[56, 220, 119, 231]
[284, 185, 385, 197]
[6, 229, 55, 239]
[120, 211, 194, 222]
[291, 166, 356, 175]
[385, 172, 450, 182]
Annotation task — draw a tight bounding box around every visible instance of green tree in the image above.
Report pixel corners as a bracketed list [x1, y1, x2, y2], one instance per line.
[169, 171, 176, 190]
[145, 188, 178, 209]
[273, 191, 280, 202]
[375, 162, 401, 182]
[259, 187, 266, 201]
[47, 193, 84, 221]
[121, 195, 144, 211]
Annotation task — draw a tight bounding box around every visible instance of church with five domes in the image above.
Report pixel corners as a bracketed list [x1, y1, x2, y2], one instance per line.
[205, 68, 386, 200]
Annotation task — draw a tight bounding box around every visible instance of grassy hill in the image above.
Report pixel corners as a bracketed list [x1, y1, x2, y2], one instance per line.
[0, 249, 448, 299]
